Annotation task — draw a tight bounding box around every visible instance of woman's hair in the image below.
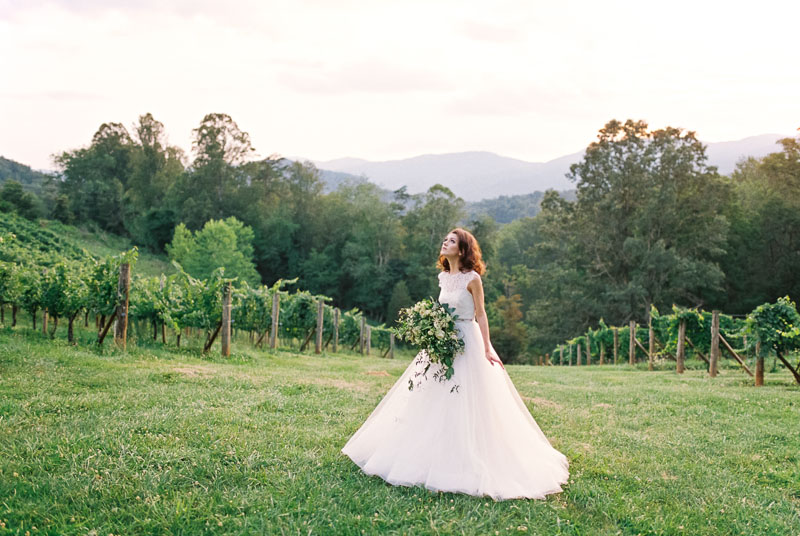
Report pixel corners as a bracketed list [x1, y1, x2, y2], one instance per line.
[437, 227, 486, 275]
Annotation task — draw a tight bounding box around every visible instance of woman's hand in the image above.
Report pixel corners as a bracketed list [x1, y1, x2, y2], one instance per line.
[485, 347, 505, 368]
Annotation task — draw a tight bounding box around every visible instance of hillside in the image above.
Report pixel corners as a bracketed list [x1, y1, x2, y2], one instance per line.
[0, 212, 174, 278]
[0, 155, 50, 193]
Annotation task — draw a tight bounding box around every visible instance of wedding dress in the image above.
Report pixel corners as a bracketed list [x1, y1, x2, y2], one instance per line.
[341, 269, 569, 500]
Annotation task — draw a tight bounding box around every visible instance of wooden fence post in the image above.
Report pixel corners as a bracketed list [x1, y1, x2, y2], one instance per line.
[755, 341, 763, 386]
[389, 332, 395, 359]
[629, 321, 636, 365]
[569, 344, 573, 366]
[114, 262, 131, 351]
[648, 320, 655, 371]
[709, 310, 720, 377]
[599, 343, 605, 365]
[559, 345, 564, 366]
[585, 335, 591, 366]
[315, 300, 324, 354]
[613, 328, 619, 364]
[221, 282, 232, 357]
[365, 325, 371, 356]
[270, 292, 280, 349]
[333, 307, 339, 353]
[545, 352, 550, 366]
[576, 343, 582, 366]
[42, 308, 48, 336]
[676, 318, 686, 374]
[359, 317, 366, 355]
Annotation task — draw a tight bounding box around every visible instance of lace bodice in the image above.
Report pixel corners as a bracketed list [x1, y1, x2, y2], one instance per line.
[438, 270, 480, 321]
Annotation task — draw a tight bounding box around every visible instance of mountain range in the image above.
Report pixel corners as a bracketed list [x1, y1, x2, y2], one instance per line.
[310, 133, 789, 202]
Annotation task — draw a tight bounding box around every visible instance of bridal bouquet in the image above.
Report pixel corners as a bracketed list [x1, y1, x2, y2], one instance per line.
[394, 298, 465, 391]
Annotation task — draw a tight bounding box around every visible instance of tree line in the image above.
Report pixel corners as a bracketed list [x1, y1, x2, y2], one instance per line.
[1, 115, 798, 363]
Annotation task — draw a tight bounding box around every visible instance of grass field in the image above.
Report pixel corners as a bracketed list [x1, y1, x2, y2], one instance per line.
[1, 326, 798, 535]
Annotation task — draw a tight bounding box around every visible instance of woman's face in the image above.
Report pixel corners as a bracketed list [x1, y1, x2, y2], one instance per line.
[440, 232, 460, 257]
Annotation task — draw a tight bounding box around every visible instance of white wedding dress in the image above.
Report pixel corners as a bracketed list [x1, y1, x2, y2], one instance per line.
[342, 269, 569, 500]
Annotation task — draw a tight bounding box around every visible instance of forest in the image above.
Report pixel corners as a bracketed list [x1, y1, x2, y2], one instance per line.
[1, 114, 798, 362]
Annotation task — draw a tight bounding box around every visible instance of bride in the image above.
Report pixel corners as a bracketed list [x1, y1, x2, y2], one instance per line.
[341, 228, 569, 500]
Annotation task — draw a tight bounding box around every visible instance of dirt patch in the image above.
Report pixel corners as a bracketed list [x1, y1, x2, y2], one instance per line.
[172, 366, 215, 378]
[521, 396, 563, 410]
[594, 403, 613, 409]
[364, 370, 390, 377]
[660, 471, 678, 481]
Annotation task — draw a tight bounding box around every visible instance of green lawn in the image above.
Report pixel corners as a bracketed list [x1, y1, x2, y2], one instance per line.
[0, 326, 798, 535]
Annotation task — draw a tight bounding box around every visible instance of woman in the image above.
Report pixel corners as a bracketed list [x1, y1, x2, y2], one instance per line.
[342, 228, 569, 500]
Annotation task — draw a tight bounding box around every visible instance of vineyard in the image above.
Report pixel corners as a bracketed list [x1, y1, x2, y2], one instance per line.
[0, 213, 396, 359]
[2, 211, 798, 384]
[548, 302, 800, 387]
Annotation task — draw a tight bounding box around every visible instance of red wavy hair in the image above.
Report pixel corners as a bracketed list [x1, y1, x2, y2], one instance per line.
[437, 227, 486, 275]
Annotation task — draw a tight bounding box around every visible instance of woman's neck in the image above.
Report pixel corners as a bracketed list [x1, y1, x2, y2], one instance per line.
[447, 257, 463, 273]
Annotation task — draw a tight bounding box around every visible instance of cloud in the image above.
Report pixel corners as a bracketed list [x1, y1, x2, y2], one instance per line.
[276, 59, 455, 95]
[457, 19, 523, 44]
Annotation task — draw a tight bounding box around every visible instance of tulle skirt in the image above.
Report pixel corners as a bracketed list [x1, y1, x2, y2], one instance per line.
[341, 319, 569, 500]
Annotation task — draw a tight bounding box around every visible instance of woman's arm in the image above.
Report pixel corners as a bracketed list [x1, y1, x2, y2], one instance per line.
[468, 274, 504, 368]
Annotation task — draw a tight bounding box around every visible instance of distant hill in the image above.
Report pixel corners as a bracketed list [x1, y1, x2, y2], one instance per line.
[0, 156, 51, 193]
[465, 190, 577, 224]
[312, 133, 790, 202]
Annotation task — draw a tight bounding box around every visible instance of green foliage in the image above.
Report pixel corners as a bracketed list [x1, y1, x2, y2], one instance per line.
[0, 155, 50, 193]
[166, 217, 260, 285]
[746, 296, 800, 356]
[491, 294, 528, 364]
[386, 280, 412, 325]
[0, 180, 41, 219]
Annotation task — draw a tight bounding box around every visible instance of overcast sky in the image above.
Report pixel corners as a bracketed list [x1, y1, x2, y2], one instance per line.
[1, 0, 798, 170]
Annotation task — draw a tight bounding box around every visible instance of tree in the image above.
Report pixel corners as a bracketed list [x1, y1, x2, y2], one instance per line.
[401, 184, 465, 301]
[491, 293, 528, 363]
[0, 180, 40, 219]
[171, 113, 254, 229]
[722, 129, 800, 313]
[166, 217, 260, 285]
[568, 120, 729, 317]
[386, 280, 412, 325]
[54, 122, 134, 233]
[123, 113, 185, 250]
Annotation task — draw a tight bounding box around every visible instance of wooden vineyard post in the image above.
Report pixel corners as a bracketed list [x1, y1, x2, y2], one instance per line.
[569, 344, 573, 366]
[629, 321, 636, 365]
[755, 341, 763, 386]
[599, 343, 605, 365]
[389, 332, 395, 359]
[560, 345, 564, 366]
[613, 328, 619, 364]
[42, 308, 48, 336]
[315, 300, 324, 354]
[365, 325, 371, 356]
[545, 352, 550, 366]
[709, 310, 720, 377]
[360, 317, 366, 355]
[576, 343, 582, 366]
[585, 335, 591, 366]
[114, 262, 131, 351]
[332, 307, 340, 353]
[269, 293, 280, 349]
[676, 318, 686, 374]
[221, 282, 232, 357]
[648, 320, 655, 371]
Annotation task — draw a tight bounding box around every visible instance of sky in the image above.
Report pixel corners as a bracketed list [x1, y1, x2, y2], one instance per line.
[1, 0, 799, 170]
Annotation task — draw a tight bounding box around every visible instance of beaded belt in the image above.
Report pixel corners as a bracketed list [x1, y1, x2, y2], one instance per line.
[455, 317, 474, 322]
